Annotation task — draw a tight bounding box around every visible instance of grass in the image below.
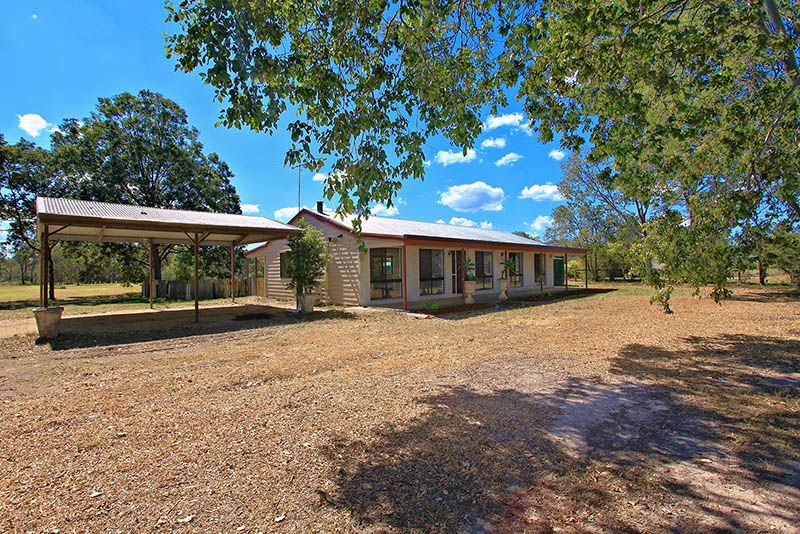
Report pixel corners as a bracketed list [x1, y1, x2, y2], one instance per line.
[0, 285, 797, 532]
[0, 282, 138, 303]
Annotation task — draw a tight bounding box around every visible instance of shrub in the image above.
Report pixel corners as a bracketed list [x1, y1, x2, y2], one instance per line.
[425, 301, 440, 313]
[285, 220, 331, 295]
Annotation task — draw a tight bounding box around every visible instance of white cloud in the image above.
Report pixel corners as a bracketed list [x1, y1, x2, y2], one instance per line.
[484, 113, 524, 130]
[273, 206, 299, 222]
[548, 149, 566, 161]
[438, 181, 505, 212]
[423, 160, 431, 167]
[480, 137, 506, 149]
[442, 217, 493, 229]
[495, 152, 523, 167]
[312, 172, 327, 182]
[518, 183, 564, 202]
[371, 203, 399, 217]
[240, 203, 260, 214]
[434, 148, 477, 166]
[32, 14, 39, 21]
[530, 215, 554, 234]
[17, 114, 50, 137]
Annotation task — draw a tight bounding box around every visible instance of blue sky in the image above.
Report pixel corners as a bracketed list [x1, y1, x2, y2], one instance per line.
[1, 1, 568, 238]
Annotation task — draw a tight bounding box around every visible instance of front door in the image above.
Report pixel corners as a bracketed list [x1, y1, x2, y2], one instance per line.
[450, 251, 463, 294]
[553, 256, 565, 286]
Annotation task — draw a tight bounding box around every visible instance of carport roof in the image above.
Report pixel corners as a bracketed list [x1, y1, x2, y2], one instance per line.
[36, 197, 300, 246]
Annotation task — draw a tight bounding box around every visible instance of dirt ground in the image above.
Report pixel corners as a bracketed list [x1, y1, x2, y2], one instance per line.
[0, 286, 798, 532]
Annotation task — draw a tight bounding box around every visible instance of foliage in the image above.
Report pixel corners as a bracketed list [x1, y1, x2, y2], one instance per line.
[462, 256, 477, 281]
[424, 301, 440, 313]
[768, 226, 800, 289]
[285, 220, 330, 294]
[167, 0, 799, 312]
[51, 90, 242, 281]
[500, 257, 517, 279]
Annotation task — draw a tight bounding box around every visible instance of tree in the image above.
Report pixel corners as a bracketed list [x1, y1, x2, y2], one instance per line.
[0, 135, 67, 296]
[51, 90, 242, 281]
[167, 0, 799, 311]
[768, 225, 800, 289]
[285, 220, 330, 297]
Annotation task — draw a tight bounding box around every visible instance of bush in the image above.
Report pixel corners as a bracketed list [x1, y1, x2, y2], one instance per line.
[425, 301, 440, 313]
[285, 220, 331, 295]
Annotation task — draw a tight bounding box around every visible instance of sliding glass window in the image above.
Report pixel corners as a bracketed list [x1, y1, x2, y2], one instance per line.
[370, 248, 402, 300]
[475, 251, 493, 290]
[509, 252, 523, 287]
[419, 249, 444, 295]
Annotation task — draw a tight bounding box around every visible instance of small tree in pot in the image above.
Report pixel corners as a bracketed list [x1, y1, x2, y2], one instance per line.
[499, 256, 517, 301]
[286, 220, 331, 313]
[463, 255, 478, 304]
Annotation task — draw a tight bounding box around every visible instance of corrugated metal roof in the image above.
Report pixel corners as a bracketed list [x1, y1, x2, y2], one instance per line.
[300, 209, 583, 252]
[36, 197, 300, 246]
[37, 197, 296, 231]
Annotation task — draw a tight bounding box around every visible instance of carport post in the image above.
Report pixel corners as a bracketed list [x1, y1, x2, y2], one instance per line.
[194, 233, 199, 323]
[41, 225, 49, 308]
[39, 225, 47, 308]
[584, 254, 589, 290]
[148, 238, 155, 309]
[230, 242, 236, 303]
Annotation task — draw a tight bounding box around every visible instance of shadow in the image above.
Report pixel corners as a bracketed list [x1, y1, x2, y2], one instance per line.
[727, 289, 799, 303]
[320, 333, 800, 532]
[49, 304, 355, 350]
[433, 288, 617, 320]
[612, 334, 800, 488]
[0, 292, 144, 310]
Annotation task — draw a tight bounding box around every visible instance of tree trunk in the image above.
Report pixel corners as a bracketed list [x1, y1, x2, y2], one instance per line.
[48, 246, 55, 301]
[758, 258, 766, 286]
[151, 242, 163, 280]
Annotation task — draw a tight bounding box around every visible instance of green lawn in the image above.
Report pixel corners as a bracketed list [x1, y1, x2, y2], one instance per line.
[0, 283, 139, 303]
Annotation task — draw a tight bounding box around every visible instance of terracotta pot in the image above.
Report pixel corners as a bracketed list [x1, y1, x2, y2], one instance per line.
[299, 293, 315, 313]
[463, 280, 477, 304]
[33, 307, 64, 340]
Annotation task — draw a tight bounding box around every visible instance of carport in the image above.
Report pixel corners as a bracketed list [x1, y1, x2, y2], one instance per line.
[35, 197, 300, 323]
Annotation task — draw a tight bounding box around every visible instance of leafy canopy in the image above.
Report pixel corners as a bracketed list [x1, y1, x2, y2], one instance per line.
[285, 219, 331, 294]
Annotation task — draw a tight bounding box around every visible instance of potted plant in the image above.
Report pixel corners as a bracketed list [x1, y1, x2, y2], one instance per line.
[499, 257, 517, 301]
[285, 220, 331, 313]
[463, 256, 478, 304]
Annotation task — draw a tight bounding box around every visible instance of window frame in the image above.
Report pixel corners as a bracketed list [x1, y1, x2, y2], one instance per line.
[418, 248, 445, 296]
[279, 251, 290, 279]
[475, 251, 494, 290]
[508, 252, 523, 288]
[369, 248, 403, 300]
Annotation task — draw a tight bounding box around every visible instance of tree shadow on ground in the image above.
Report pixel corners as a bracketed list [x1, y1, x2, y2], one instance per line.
[49, 305, 355, 350]
[433, 288, 617, 321]
[727, 289, 799, 303]
[0, 292, 144, 310]
[321, 333, 800, 532]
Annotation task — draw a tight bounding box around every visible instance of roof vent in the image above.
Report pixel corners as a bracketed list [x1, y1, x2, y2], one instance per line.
[316, 201, 324, 214]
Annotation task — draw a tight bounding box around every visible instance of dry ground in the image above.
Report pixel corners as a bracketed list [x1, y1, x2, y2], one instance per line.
[0, 286, 798, 532]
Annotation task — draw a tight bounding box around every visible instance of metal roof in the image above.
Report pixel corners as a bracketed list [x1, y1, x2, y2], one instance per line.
[36, 197, 300, 246]
[287, 208, 586, 253]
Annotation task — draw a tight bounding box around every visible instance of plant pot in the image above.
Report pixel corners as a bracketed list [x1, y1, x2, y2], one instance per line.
[298, 293, 315, 313]
[33, 307, 64, 340]
[463, 280, 477, 304]
[498, 279, 509, 301]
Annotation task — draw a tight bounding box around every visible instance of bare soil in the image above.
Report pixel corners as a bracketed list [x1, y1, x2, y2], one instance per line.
[0, 286, 798, 532]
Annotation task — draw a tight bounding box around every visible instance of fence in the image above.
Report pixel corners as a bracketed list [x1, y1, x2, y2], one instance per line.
[142, 276, 263, 301]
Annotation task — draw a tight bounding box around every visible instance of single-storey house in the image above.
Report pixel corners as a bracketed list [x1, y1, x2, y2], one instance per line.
[247, 202, 587, 309]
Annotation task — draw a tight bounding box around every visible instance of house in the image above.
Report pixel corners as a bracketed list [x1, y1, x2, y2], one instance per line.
[247, 202, 587, 309]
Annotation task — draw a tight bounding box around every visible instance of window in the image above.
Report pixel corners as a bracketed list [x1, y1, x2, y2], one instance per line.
[419, 249, 444, 295]
[534, 253, 544, 282]
[508, 252, 523, 288]
[370, 248, 402, 299]
[475, 251, 493, 290]
[279, 252, 290, 278]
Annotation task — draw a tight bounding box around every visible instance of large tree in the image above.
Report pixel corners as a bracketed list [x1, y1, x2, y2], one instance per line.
[51, 90, 242, 280]
[167, 0, 799, 309]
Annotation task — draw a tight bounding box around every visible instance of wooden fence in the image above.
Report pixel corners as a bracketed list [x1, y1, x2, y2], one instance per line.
[142, 276, 263, 301]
